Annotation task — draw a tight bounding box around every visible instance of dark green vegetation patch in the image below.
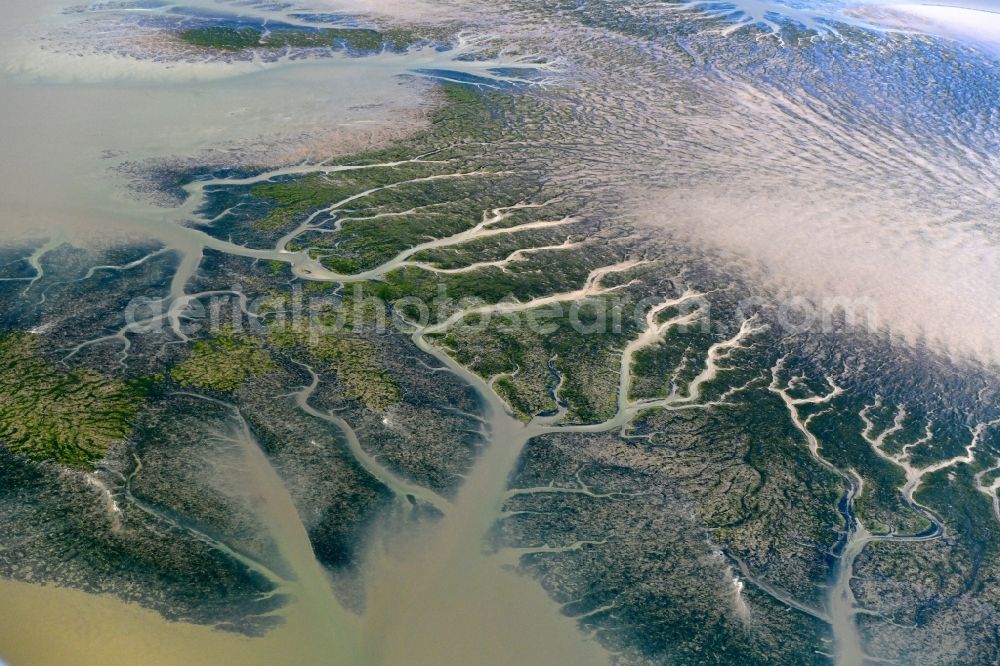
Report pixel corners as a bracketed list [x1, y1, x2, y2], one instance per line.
[178, 26, 418, 54]
[270, 325, 401, 412]
[0, 333, 141, 468]
[171, 329, 274, 393]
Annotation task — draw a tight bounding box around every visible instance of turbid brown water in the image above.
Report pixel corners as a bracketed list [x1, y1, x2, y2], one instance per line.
[0, 347, 608, 666]
[0, 5, 609, 662]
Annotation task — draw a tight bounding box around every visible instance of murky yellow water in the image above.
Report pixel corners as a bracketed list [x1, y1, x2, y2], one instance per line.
[0, 3, 610, 664]
[0, 388, 606, 666]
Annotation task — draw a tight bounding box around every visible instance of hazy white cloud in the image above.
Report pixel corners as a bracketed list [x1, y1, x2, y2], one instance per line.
[851, 3, 1000, 53]
[638, 182, 1000, 363]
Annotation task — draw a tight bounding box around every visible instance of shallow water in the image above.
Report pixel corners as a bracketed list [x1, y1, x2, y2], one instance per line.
[0, 287, 607, 666]
[0, 409, 362, 666]
[0, 3, 609, 663]
[362, 332, 609, 666]
[0, 0, 522, 244]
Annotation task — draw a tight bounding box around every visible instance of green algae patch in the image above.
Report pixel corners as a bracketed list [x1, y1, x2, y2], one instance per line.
[178, 27, 419, 54]
[264, 28, 390, 51]
[271, 327, 400, 412]
[250, 163, 443, 234]
[179, 27, 263, 51]
[314, 336, 401, 412]
[171, 331, 274, 393]
[0, 333, 141, 469]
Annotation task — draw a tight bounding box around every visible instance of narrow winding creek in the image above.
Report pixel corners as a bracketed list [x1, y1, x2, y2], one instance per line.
[0, 4, 613, 657]
[0, 2, 589, 663]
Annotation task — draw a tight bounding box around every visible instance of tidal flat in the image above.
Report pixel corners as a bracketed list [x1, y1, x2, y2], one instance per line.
[1, 1, 999, 665]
